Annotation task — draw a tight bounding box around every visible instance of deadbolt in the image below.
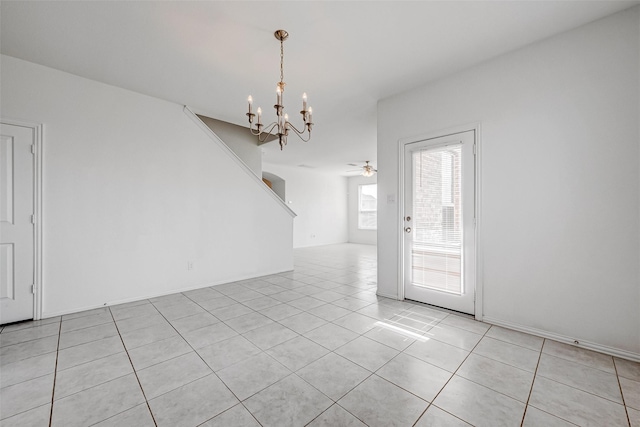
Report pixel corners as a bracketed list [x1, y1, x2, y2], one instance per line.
[405, 216, 411, 222]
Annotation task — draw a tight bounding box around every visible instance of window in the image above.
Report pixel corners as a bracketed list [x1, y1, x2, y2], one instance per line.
[358, 184, 377, 230]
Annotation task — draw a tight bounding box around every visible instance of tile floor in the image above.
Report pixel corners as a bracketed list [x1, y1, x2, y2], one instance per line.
[1, 243, 639, 426]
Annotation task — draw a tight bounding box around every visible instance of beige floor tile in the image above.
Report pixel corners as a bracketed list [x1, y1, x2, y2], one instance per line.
[338, 375, 428, 427]
[529, 376, 627, 427]
[200, 403, 261, 427]
[149, 374, 238, 427]
[415, 406, 471, 426]
[377, 353, 452, 402]
[473, 336, 540, 372]
[244, 374, 332, 427]
[621, 377, 640, 410]
[334, 336, 399, 372]
[542, 340, 615, 374]
[307, 404, 367, 427]
[456, 353, 534, 402]
[434, 375, 525, 427]
[537, 353, 622, 403]
[522, 406, 576, 427]
[616, 357, 640, 381]
[297, 353, 371, 400]
[405, 337, 469, 372]
[4, 244, 638, 427]
[485, 325, 544, 351]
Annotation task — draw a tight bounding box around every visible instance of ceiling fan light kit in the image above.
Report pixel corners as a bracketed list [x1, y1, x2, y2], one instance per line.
[246, 30, 313, 150]
[362, 161, 376, 177]
[347, 161, 377, 176]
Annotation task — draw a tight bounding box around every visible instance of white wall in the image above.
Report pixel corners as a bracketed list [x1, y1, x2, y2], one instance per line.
[197, 115, 262, 177]
[1, 55, 295, 317]
[263, 164, 348, 248]
[262, 171, 286, 201]
[348, 175, 377, 245]
[378, 7, 640, 357]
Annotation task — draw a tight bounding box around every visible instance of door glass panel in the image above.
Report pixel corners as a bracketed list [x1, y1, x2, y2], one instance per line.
[411, 145, 463, 294]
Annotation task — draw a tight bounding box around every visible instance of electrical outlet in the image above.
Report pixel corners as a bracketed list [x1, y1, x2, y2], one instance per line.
[187, 261, 194, 270]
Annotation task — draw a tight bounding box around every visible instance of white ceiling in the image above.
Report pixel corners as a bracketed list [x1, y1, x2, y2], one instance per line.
[1, 1, 637, 175]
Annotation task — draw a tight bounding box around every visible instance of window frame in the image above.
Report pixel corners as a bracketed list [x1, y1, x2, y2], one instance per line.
[358, 183, 378, 230]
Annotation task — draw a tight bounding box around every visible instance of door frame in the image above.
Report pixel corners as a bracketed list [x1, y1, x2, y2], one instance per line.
[397, 123, 483, 321]
[2, 118, 44, 321]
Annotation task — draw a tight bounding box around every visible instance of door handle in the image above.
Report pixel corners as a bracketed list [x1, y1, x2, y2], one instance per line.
[404, 227, 411, 233]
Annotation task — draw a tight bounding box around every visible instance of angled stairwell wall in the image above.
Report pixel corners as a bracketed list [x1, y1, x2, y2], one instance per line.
[1, 54, 295, 317]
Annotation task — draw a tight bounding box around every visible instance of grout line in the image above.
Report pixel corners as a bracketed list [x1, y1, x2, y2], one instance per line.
[540, 347, 622, 376]
[239, 402, 265, 427]
[298, 364, 374, 426]
[186, 278, 380, 425]
[48, 317, 62, 427]
[480, 334, 543, 353]
[149, 301, 261, 424]
[409, 319, 492, 426]
[533, 371, 629, 406]
[197, 402, 264, 427]
[108, 308, 158, 427]
[520, 338, 544, 427]
[613, 358, 633, 427]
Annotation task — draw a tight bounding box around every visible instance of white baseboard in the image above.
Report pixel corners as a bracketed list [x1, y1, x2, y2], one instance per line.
[376, 291, 398, 300]
[483, 316, 640, 362]
[42, 268, 293, 319]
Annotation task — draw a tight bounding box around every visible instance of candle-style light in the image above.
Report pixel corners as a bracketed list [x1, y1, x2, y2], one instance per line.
[246, 29, 313, 150]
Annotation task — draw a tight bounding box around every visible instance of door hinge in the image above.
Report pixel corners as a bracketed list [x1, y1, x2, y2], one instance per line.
[31, 214, 36, 224]
[31, 144, 36, 154]
[473, 144, 477, 155]
[31, 284, 37, 294]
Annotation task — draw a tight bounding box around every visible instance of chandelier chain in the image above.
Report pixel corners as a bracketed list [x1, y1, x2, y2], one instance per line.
[280, 39, 284, 85]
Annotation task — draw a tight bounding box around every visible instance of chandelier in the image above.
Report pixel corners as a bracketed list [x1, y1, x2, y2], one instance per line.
[246, 30, 313, 150]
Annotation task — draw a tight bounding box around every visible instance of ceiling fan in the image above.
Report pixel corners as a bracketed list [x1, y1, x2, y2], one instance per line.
[347, 161, 377, 177]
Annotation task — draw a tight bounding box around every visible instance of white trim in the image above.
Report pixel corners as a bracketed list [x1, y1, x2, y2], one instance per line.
[376, 291, 399, 300]
[396, 138, 405, 301]
[357, 183, 378, 231]
[397, 123, 483, 319]
[1, 118, 44, 321]
[183, 106, 296, 218]
[483, 316, 640, 362]
[474, 123, 484, 321]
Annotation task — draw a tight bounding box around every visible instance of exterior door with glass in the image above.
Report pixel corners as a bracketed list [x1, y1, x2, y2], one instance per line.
[403, 131, 475, 314]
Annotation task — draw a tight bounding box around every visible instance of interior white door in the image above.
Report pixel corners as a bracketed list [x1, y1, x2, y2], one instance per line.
[1, 123, 35, 324]
[403, 130, 475, 314]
